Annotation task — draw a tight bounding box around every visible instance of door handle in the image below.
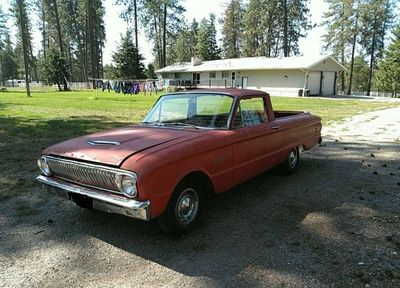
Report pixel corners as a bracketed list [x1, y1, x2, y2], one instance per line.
[271, 125, 280, 130]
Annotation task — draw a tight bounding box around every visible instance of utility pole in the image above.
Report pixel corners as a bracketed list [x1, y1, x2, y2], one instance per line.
[17, 0, 31, 97]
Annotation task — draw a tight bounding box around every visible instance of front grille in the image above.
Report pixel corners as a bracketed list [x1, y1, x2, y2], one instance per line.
[46, 156, 121, 193]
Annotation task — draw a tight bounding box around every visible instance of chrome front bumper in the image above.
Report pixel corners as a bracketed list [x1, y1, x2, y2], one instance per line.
[36, 175, 151, 221]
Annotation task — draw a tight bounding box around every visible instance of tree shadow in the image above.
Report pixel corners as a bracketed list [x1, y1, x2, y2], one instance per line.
[1, 112, 399, 287]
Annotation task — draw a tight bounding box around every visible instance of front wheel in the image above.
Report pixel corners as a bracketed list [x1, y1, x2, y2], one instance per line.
[157, 179, 204, 235]
[283, 147, 300, 174]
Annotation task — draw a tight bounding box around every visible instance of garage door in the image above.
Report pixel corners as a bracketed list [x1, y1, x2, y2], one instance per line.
[308, 71, 320, 95]
[322, 72, 336, 96]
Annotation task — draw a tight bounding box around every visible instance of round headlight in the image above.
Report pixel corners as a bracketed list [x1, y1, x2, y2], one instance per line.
[120, 174, 137, 197]
[37, 156, 52, 176]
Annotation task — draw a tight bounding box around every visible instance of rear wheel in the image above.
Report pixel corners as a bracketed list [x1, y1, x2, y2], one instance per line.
[157, 179, 205, 235]
[283, 147, 300, 174]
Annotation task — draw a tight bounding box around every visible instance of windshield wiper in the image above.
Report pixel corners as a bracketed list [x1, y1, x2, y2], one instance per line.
[162, 122, 200, 129]
[140, 121, 164, 126]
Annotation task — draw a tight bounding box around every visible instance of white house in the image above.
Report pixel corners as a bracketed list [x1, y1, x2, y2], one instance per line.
[155, 55, 347, 96]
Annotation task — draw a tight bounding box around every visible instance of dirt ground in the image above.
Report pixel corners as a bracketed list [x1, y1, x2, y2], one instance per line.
[1, 107, 399, 288]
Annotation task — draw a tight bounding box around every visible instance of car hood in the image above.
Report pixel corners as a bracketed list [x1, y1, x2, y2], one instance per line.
[42, 125, 201, 166]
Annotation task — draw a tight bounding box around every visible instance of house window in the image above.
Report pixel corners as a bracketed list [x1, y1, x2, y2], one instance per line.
[174, 73, 181, 79]
[209, 71, 216, 78]
[221, 71, 229, 78]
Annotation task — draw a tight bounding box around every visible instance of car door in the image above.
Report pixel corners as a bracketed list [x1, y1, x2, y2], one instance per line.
[230, 97, 279, 186]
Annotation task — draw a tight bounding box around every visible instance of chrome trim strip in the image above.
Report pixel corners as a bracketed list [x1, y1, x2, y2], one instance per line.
[37, 175, 150, 221]
[86, 139, 120, 146]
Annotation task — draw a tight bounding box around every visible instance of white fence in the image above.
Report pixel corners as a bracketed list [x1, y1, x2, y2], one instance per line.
[337, 90, 396, 98]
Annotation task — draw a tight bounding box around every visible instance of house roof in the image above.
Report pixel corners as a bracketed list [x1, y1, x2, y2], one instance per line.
[155, 55, 347, 73]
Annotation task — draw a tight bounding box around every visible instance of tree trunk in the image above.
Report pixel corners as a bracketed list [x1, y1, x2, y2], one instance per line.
[134, 0, 138, 66]
[68, 44, 73, 81]
[53, 0, 68, 90]
[347, 10, 359, 96]
[88, 0, 96, 79]
[17, 0, 31, 97]
[154, 16, 161, 68]
[28, 42, 38, 82]
[72, 15, 87, 81]
[367, 31, 377, 96]
[283, 0, 288, 57]
[162, 4, 167, 68]
[41, 3, 46, 58]
[53, 0, 64, 55]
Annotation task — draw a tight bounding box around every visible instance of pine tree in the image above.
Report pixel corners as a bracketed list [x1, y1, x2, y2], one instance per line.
[112, 30, 145, 79]
[140, 0, 185, 68]
[14, 0, 31, 96]
[11, 0, 38, 83]
[242, 0, 310, 58]
[375, 24, 400, 97]
[242, 0, 265, 57]
[195, 14, 220, 60]
[1, 34, 19, 86]
[221, 0, 244, 59]
[359, 0, 393, 96]
[189, 19, 198, 57]
[351, 55, 369, 92]
[322, 0, 354, 93]
[41, 48, 69, 91]
[170, 24, 192, 63]
[0, 4, 7, 50]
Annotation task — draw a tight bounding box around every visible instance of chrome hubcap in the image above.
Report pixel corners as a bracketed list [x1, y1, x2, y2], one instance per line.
[289, 149, 298, 168]
[175, 188, 199, 226]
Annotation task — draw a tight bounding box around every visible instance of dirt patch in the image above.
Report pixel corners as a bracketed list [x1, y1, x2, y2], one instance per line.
[1, 108, 399, 287]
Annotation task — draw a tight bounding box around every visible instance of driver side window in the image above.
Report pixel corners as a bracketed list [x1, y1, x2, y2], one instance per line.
[233, 97, 268, 128]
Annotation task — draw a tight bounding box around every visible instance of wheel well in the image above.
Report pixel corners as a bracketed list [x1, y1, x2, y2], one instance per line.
[180, 171, 214, 199]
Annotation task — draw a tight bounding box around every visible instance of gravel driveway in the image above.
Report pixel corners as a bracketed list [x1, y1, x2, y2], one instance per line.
[1, 108, 399, 288]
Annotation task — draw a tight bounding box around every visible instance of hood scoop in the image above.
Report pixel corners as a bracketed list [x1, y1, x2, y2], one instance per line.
[86, 139, 120, 146]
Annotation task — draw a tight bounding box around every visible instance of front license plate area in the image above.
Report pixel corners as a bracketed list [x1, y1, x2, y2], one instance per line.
[42, 184, 70, 200]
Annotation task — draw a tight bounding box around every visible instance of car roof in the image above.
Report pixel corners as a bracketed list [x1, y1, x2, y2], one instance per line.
[166, 88, 268, 98]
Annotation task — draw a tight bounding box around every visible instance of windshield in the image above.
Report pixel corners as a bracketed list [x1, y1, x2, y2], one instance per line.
[142, 93, 234, 129]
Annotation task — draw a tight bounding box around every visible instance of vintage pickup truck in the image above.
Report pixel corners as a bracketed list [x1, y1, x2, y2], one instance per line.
[37, 89, 322, 234]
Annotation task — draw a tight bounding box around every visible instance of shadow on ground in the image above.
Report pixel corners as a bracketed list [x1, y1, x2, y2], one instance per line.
[1, 113, 399, 287]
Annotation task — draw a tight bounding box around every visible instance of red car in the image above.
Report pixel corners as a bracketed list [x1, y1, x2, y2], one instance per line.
[37, 89, 322, 234]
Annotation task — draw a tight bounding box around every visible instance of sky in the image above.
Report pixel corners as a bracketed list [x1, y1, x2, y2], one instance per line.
[3, 0, 330, 65]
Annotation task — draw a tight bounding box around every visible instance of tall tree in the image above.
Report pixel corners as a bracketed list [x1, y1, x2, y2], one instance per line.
[359, 0, 393, 96]
[117, 0, 142, 68]
[322, 0, 357, 93]
[0, 4, 8, 84]
[41, 48, 69, 91]
[112, 30, 145, 79]
[1, 34, 19, 85]
[351, 55, 370, 92]
[189, 19, 198, 57]
[0, 4, 7, 50]
[243, 0, 310, 57]
[16, 0, 31, 96]
[221, 0, 244, 59]
[170, 24, 192, 62]
[195, 14, 221, 60]
[140, 0, 185, 68]
[375, 23, 400, 97]
[49, 0, 68, 89]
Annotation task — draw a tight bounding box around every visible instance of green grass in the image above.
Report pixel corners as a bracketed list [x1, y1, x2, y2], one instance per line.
[0, 88, 399, 204]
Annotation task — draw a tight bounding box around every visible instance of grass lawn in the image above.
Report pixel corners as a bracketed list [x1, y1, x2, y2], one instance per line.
[0, 88, 399, 203]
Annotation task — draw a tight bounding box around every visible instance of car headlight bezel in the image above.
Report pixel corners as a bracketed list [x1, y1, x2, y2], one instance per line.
[116, 173, 138, 197]
[37, 156, 52, 176]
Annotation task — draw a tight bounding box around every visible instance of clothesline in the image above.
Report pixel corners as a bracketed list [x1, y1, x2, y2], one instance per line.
[88, 78, 171, 95]
[88, 78, 159, 82]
